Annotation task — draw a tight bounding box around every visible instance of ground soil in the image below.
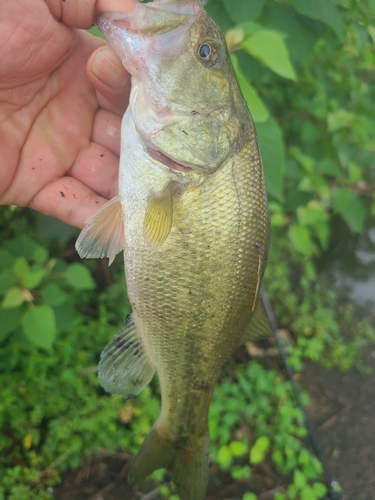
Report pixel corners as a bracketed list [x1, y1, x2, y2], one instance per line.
[301, 348, 375, 500]
[53, 346, 375, 500]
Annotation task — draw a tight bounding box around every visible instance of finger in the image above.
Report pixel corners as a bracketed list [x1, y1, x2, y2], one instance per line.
[29, 176, 109, 229]
[44, 0, 138, 30]
[87, 46, 131, 116]
[92, 109, 122, 157]
[67, 142, 119, 199]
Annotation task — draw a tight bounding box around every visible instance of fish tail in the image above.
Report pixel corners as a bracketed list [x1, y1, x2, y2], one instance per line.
[128, 420, 209, 500]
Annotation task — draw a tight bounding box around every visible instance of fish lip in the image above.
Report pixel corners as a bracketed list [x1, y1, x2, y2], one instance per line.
[146, 146, 195, 173]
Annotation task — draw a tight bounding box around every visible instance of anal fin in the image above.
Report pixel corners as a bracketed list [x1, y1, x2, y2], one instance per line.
[76, 196, 125, 265]
[98, 315, 155, 398]
[239, 297, 273, 344]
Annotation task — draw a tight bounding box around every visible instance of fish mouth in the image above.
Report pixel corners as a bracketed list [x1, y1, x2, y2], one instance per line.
[147, 146, 194, 173]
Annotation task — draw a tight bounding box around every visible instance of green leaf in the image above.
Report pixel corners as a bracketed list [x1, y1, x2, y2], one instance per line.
[32, 246, 49, 264]
[300, 484, 316, 500]
[65, 263, 95, 290]
[274, 494, 287, 500]
[0, 249, 14, 272]
[243, 30, 297, 80]
[23, 269, 48, 289]
[288, 224, 313, 255]
[369, 0, 375, 15]
[316, 159, 341, 176]
[263, 4, 324, 67]
[41, 283, 69, 306]
[205, 0, 234, 32]
[217, 445, 232, 469]
[312, 482, 328, 497]
[88, 25, 105, 39]
[22, 304, 56, 349]
[53, 302, 75, 332]
[231, 54, 269, 123]
[231, 465, 251, 480]
[223, 0, 265, 23]
[297, 202, 328, 226]
[332, 188, 365, 232]
[243, 492, 258, 500]
[2, 288, 25, 309]
[256, 118, 284, 201]
[0, 307, 22, 342]
[327, 109, 354, 132]
[0, 270, 16, 295]
[13, 257, 30, 279]
[293, 0, 344, 41]
[294, 469, 307, 490]
[249, 436, 270, 464]
[229, 441, 248, 457]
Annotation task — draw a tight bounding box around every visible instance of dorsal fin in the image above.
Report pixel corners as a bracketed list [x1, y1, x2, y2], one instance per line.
[75, 196, 125, 266]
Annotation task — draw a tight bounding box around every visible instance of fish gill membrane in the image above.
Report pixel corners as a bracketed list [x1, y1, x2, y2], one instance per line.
[76, 0, 272, 498]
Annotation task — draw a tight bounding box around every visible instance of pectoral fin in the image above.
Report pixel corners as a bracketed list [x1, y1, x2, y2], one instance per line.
[75, 196, 125, 265]
[99, 315, 155, 398]
[239, 298, 273, 344]
[143, 183, 173, 249]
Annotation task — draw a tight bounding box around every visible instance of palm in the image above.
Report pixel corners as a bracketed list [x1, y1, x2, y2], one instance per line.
[0, 0, 132, 228]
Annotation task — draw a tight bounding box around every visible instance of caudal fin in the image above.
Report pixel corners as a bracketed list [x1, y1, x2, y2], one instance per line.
[128, 422, 209, 500]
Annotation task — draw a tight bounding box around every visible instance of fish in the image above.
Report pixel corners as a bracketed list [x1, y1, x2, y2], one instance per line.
[76, 0, 271, 498]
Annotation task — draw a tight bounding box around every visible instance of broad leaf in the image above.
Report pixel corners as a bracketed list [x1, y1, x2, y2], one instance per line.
[223, 0, 265, 23]
[22, 304, 56, 349]
[2, 287, 25, 309]
[65, 263, 95, 290]
[23, 268, 48, 289]
[41, 283, 69, 306]
[288, 224, 313, 255]
[264, 4, 324, 67]
[204, 0, 234, 32]
[293, 0, 344, 41]
[332, 188, 365, 233]
[231, 54, 269, 123]
[243, 30, 297, 80]
[0, 307, 22, 342]
[256, 117, 284, 201]
[250, 435, 270, 464]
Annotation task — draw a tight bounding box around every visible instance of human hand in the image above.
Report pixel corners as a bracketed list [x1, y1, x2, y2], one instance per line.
[0, 0, 136, 228]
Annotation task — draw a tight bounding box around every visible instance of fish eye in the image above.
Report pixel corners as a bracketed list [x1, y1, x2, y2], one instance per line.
[199, 43, 211, 59]
[197, 41, 220, 66]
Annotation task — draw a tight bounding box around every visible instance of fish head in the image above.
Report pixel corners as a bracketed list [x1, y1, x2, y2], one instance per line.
[98, 0, 247, 176]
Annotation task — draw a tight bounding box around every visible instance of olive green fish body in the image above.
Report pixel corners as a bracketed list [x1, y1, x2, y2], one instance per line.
[76, 2, 270, 498]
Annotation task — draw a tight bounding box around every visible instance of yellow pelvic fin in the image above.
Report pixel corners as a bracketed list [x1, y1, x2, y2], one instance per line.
[143, 183, 173, 249]
[75, 196, 125, 266]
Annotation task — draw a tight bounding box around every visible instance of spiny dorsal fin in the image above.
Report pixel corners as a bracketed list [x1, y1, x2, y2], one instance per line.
[239, 298, 273, 344]
[75, 196, 125, 266]
[143, 183, 173, 249]
[98, 315, 155, 398]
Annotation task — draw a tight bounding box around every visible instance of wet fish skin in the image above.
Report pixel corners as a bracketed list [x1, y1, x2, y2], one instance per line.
[76, 1, 270, 499]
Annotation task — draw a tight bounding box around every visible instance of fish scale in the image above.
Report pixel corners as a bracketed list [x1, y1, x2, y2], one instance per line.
[76, 1, 271, 498]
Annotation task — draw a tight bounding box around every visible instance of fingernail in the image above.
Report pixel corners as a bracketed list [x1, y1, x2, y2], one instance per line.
[91, 47, 129, 89]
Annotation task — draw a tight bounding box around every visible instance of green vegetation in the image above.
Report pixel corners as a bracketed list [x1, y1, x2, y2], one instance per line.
[1, 0, 375, 499]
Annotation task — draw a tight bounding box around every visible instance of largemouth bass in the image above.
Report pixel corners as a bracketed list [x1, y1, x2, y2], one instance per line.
[76, 0, 271, 498]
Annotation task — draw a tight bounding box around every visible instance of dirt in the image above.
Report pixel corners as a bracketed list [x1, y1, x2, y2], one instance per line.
[301, 348, 375, 500]
[53, 346, 375, 500]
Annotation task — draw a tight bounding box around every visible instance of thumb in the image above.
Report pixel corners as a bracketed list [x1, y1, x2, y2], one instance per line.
[87, 45, 131, 116]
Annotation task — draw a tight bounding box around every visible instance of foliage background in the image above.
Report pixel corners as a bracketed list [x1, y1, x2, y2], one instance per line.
[1, 0, 375, 499]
